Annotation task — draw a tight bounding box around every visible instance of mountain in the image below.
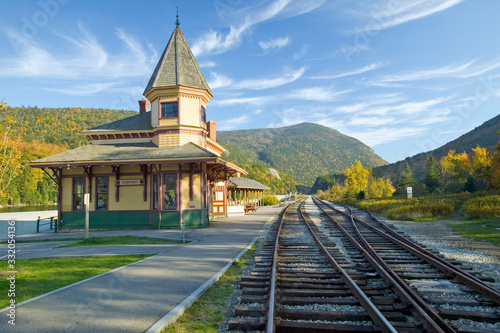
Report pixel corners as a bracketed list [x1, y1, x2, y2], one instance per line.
[372, 114, 500, 183]
[218, 123, 387, 187]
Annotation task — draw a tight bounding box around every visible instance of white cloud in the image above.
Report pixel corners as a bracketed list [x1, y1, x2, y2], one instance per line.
[218, 114, 251, 130]
[208, 72, 233, 89]
[211, 96, 275, 107]
[259, 37, 290, 51]
[42, 82, 118, 96]
[192, 0, 324, 56]
[358, 0, 465, 31]
[346, 126, 428, 146]
[311, 62, 385, 80]
[199, 61, 216, 68]
[233, 67, 306, 90]
[287, 86, 349, 101]
[0, 24, 156, 80]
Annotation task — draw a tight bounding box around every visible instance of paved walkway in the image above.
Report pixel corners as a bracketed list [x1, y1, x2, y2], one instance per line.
[0, 206, 280, 332]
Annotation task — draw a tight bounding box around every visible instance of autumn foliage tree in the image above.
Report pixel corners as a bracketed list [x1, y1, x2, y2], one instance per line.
[331, 161, 395, 200]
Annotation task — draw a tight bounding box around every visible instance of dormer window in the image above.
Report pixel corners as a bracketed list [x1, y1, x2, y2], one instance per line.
[161, 102, 178, 118]
[201, 105, 206, 123]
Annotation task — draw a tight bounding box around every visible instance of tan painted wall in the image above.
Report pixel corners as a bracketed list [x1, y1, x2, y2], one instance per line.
[181, 173, 201, 209]
[179, 95, 200, 127]
[160, 163, 179, 171]
[151, 99, 159, 128]
[61, 177, 73, 211]
[108, 175, 150, 211]
[156, 132, 181, 147]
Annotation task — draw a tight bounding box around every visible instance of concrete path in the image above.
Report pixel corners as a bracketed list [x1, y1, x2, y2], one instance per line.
[0, 206, 280, 332]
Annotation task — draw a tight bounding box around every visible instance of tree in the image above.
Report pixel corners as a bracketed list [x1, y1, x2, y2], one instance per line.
[0, 101, 24, 201]
[424, 156, 441, 193]
[440, 150, 471, 182]
[491, 130, 500, 190]
[464, 174, 476, 193]
[343, 161, 371, 197]
[396, 163, 415, 194]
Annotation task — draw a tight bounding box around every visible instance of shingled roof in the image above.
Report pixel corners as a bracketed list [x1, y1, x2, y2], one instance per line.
[31, 142, 217, 166]
[143, 27, 212, 96]
[85, 112, 153, 132]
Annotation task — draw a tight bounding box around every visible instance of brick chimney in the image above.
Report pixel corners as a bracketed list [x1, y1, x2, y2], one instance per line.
[207, 121, 217, 141]
[139, 99, 150, 114]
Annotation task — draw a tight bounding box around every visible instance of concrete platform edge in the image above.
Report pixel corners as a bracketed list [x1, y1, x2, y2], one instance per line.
[145, 212, 279, 333]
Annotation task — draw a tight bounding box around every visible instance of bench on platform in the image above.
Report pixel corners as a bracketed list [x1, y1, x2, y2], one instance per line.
[244, 205, 257, 213]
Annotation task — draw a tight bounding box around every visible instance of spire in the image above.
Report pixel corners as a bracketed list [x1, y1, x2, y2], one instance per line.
[143, 24, 212, 97]
[176, 7, 180, 28]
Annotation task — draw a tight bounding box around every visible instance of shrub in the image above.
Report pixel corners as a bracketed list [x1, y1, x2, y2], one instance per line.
[463, 195, 500, 218]
[263, 195, 280, 206]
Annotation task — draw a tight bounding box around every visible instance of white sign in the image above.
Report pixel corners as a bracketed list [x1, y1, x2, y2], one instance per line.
[119, 179, 141, 186]
[407, 186, 413, 199]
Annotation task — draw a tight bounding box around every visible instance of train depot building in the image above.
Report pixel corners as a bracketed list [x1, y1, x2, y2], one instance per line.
[31, 25, 250, 230]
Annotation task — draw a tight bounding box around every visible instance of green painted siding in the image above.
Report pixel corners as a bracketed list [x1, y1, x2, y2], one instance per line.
[159, 211, 180, 228]
[60, 209, 209, 230]
[60, 211, 154, 229]
[182, 210, 209, 228]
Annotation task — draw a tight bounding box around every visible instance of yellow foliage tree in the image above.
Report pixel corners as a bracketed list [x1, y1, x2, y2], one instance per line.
[0, 100, 24, 199]
[343, 161, 371, 197]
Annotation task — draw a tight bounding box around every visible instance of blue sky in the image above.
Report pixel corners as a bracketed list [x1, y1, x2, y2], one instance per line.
[1, 0, 499, 163]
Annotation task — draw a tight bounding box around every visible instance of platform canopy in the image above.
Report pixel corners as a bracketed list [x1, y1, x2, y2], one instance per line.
[228, 177, 270, 191]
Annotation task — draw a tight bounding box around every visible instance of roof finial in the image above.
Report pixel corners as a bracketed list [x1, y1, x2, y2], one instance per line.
[175, 7, 180, 27]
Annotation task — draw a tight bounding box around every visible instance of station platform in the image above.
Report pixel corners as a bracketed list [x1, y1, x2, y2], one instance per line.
[0, 205, 281, 332]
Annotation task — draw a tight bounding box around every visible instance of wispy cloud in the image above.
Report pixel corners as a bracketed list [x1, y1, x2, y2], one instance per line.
[211, 96, 275, 107]
[0, 24, 156, 81]
[233, 67, 306, 90]
[191, 0, 324, 56]
[199, 61, 216, 68]
[347, 126, 428, 146]
[287, 86, 350, 101]
[356, 0, 465, 31]
[259, 37, 290, 51]
[218, 114, 251, 130]
[369, 58, 500, 86]
[42, 82, 118, 96]
[311, 62, 385, 79]
[208, 72, 233, 89]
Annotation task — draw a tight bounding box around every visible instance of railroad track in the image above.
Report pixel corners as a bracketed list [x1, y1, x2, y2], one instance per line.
[227, 197, 500, 332]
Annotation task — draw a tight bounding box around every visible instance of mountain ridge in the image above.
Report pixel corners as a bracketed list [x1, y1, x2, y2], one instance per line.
[218, 122, 388, 187]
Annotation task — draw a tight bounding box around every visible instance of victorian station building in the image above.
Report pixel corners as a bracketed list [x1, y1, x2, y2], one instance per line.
[31, 24, 248, 230]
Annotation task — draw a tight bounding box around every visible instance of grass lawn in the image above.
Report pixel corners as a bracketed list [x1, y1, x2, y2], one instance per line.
[161, 243, 257, 333]
[0, 254, 153, 309]
[447, 218, 500, 247]
[59, 236, 188, 247]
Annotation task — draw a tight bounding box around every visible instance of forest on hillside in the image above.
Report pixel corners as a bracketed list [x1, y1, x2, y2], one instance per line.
[218, 123, 387, 187]
[0, 103, 135, 205]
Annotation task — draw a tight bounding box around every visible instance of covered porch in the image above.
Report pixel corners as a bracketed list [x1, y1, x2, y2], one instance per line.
[227, 177, 270, 216]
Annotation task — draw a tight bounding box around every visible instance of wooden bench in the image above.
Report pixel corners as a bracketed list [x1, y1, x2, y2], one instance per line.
[245, 205, 257, 213]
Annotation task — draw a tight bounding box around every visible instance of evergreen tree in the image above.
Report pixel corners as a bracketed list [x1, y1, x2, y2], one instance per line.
[396, 163, 415, 194]
[424, 156, 441, 193]
[464, 174, 476, 193]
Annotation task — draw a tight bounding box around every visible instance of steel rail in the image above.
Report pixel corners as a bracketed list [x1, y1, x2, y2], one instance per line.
[266, 200, 298, 333]
[312, 196, 453, 333]
[297, 202, 398, 333]
[363, 210, 500, 305]
[319, 197, 500, 305]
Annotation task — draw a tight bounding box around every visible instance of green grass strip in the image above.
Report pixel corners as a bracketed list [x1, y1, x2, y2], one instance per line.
[0, 254, 153, 309]
[161, 243, 257, 333]
[59, 236, 188, 247]
[446, 218, 500, 247]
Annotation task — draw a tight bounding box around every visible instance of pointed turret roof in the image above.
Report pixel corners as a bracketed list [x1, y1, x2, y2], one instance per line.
[144, 27, 212, 96]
